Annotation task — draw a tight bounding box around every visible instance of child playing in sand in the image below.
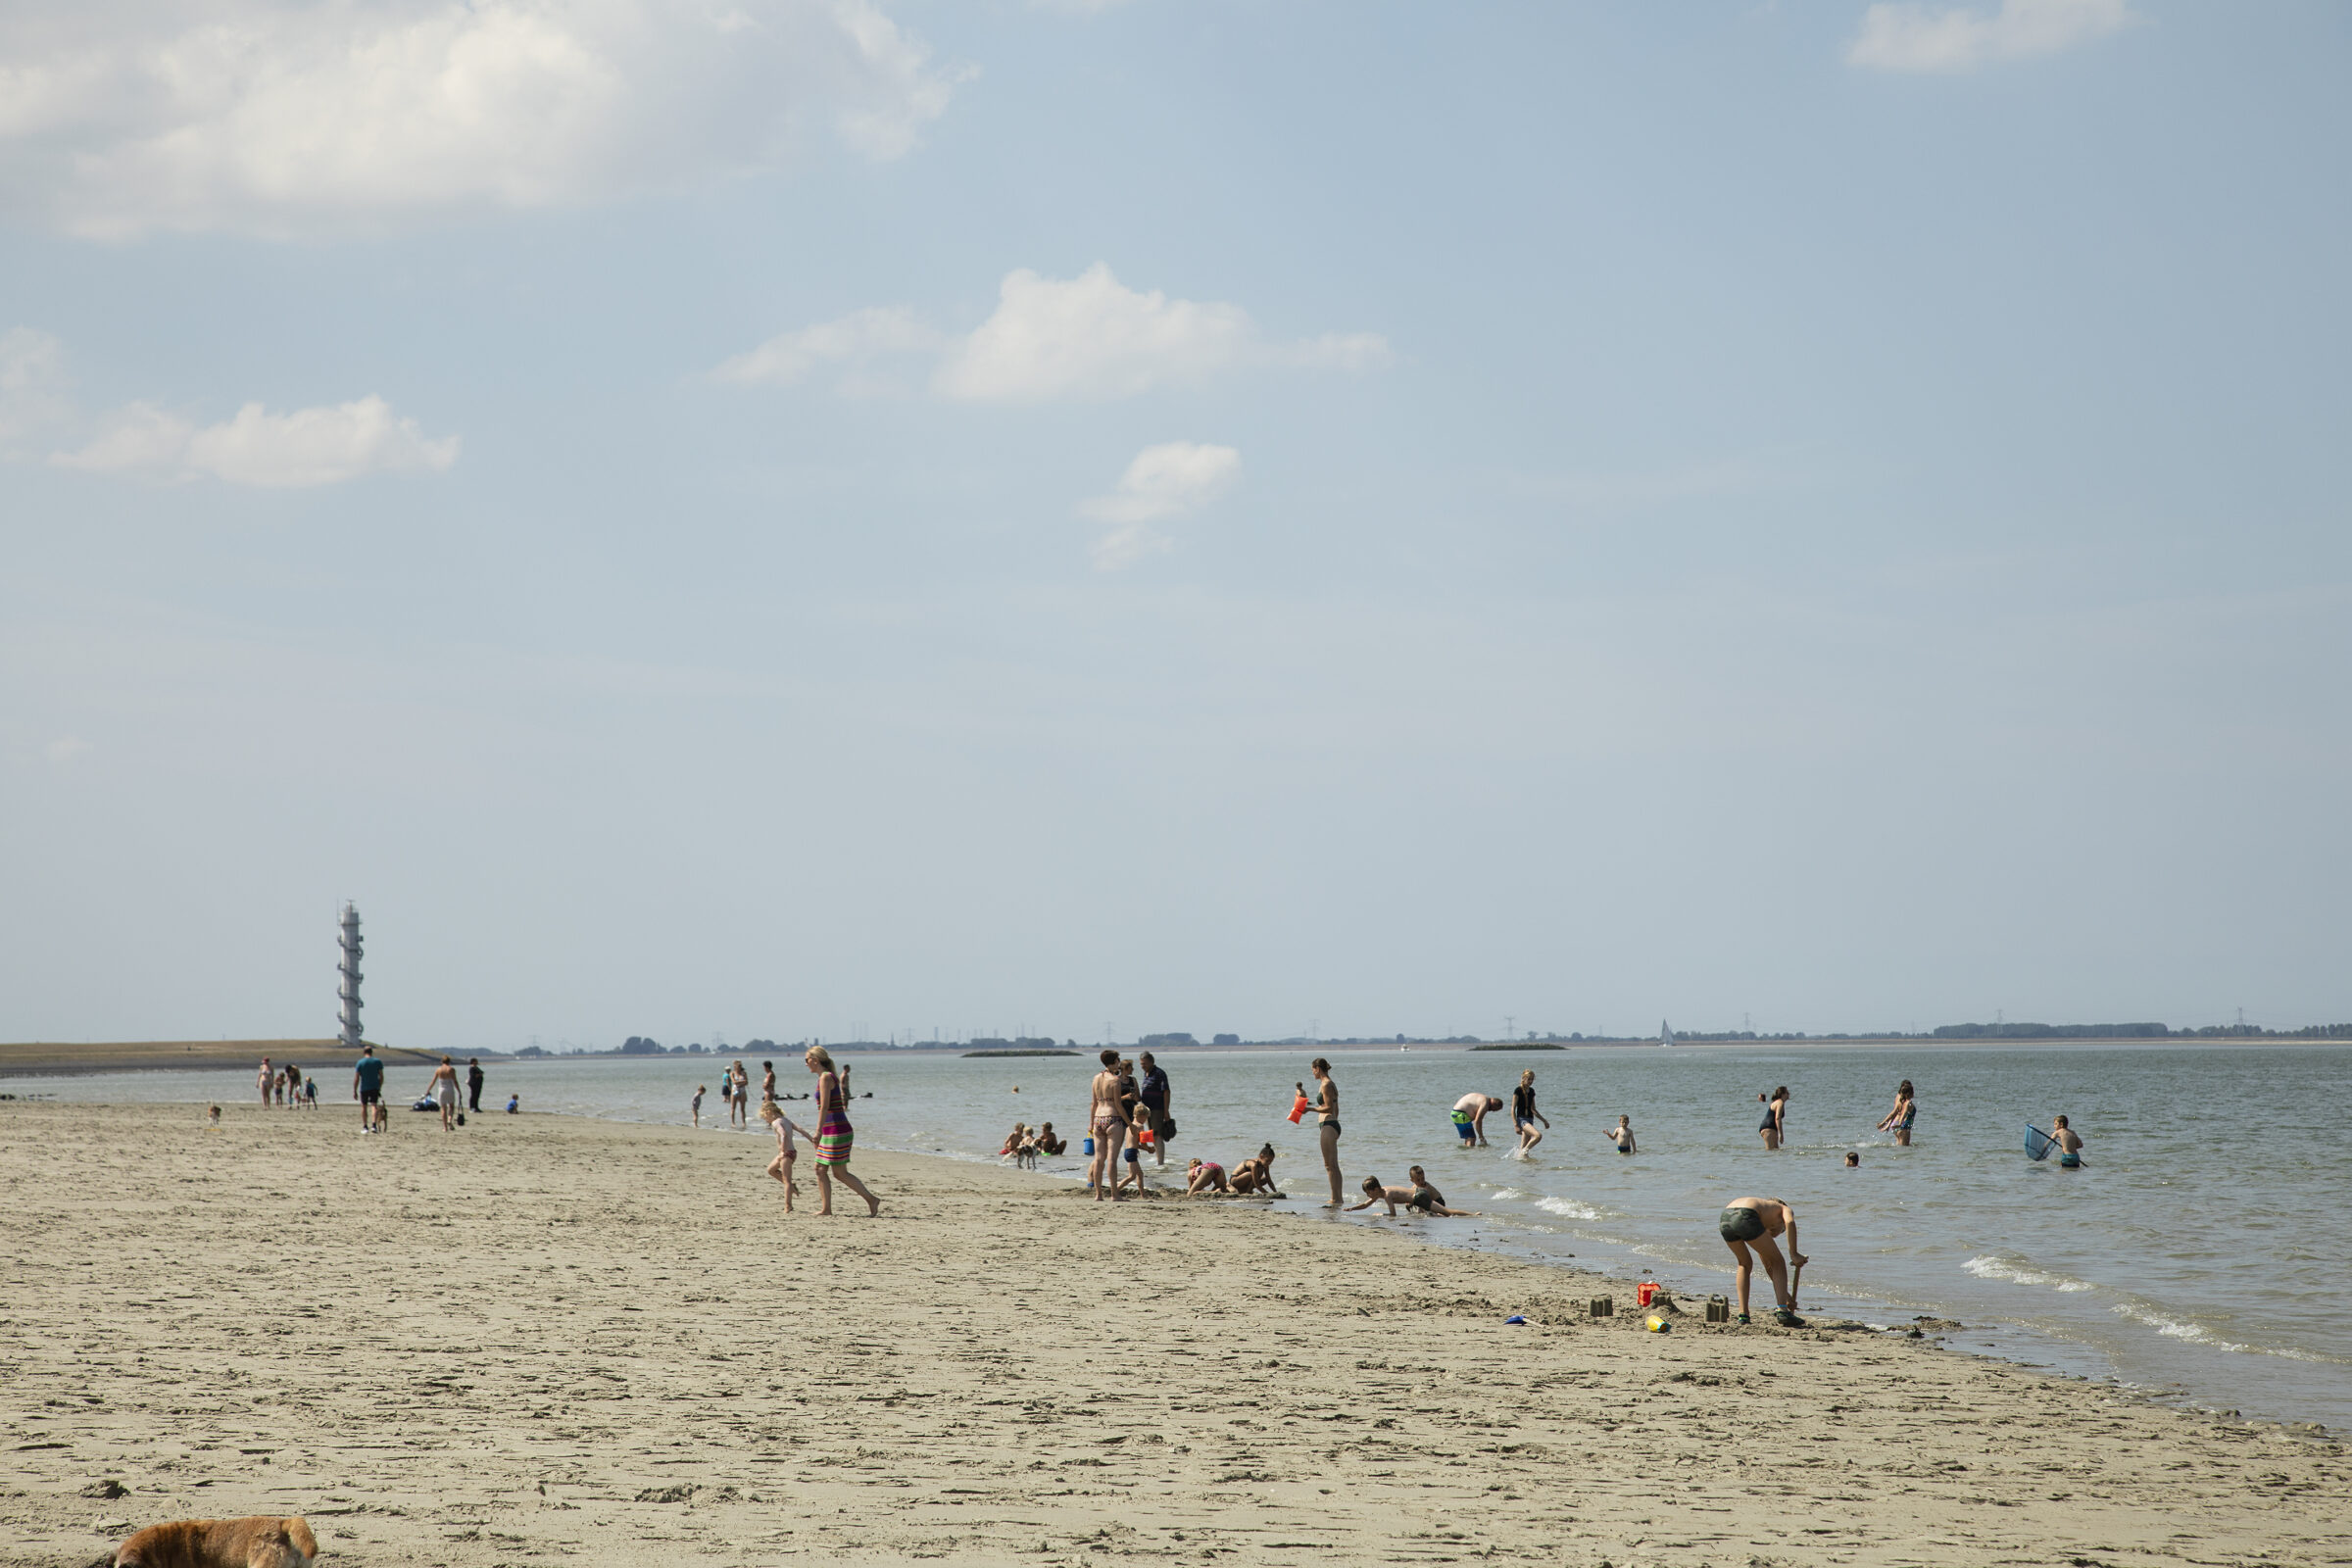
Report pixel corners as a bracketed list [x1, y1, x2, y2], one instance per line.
[1185, 1157, 1230, 1195]
[1718, 1195, 1806, 1325]
[1228, 1145, 1281, 1197]
[760, 1100, 811, 1210]
[1348, 1176, 1476, 1217]
[692, 1085, 706, 1128]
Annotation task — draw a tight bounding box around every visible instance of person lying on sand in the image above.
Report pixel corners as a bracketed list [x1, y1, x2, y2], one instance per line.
[1186, 1157, 1230, 1195]
[1349, 1176, 1477, 1217]
[1718, 1195, 1806, 1325]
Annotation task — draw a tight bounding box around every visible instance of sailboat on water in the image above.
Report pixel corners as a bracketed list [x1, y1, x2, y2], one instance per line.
[1657, 1019, 1675, 1048]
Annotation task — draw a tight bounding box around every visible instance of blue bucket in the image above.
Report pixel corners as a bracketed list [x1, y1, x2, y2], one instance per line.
[1083, 1136, 1096, 1155]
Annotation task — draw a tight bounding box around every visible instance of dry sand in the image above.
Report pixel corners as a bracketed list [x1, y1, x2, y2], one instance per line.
[1, 1102, 2345, 1568]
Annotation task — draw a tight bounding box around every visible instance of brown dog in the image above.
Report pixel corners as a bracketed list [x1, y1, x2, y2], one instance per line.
[114, 1517, 318, 1568]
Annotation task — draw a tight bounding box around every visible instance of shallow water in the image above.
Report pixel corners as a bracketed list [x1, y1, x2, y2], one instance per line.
[20, 1041, 2348, 1434]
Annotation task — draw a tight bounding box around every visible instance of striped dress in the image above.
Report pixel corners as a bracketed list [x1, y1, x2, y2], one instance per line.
[815, 1072, 854, 1167]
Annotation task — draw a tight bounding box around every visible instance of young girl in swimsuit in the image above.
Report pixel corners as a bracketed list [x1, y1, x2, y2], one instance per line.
[1510, 1070, 1548, 1157]
[1186, 1158, 1230, 1195]
[1228, 1144, 1281, 1197]
[1877, 1081, 1916, 1146]
[1086, 1049, 1127, 1201]
[759, 1100, 809, 1210]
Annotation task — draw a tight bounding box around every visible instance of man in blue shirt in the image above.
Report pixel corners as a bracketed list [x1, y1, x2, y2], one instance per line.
[353, 1047, 386, 1133]
[1138, 1052, 1173, 1169]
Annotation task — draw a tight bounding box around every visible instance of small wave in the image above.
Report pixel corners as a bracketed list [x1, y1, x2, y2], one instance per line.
[1535, 1196, 1601, 1221]
[1964, 1255, 2096, 1293]
[1487, 1187, 1527, 1200]
[2107, 1302, 2342, 1363]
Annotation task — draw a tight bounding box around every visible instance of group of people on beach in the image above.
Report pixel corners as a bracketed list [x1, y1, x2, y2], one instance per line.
[997, 1121, 1068, 1167]
[256, 1056, 319, 1109]
[696, 1058, 841, 1130]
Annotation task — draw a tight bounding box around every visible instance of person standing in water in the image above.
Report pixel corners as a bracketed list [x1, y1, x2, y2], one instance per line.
[803, 1046, 880, 1215]
[1877, 1080, 1916, 1146]
[691, 1084, 707, 1128]
[1451, 1093, 1502, 1147]
[1510, 1070, 1549, 1157]
[1759, 1087, 1788, 1151]
[1603, 1114, 1637, 1153]
[1718, 1195, 1806, 1325]
[1305, 1057, 1343, 1207]
[2051, 1114, 2084, 1168]
[1086, 1050, 1127, 1201]
[1138, 1051, 1173, 1168]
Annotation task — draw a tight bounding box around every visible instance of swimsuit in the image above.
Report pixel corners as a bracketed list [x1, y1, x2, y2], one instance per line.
[1450, 1110, 1475, 1141]
[1408, 1190, 1437, 1212]
[1720, 1205, 1767, 1243]
[1760, 1103, 1779, 1131]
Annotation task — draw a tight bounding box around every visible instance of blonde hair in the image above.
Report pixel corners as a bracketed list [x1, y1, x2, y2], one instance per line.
[807, 1046, 836, 1073]
[759, 1100, 782, 1124]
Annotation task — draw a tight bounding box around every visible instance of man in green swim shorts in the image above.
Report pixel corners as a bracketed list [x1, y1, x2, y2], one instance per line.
[1718, 1196, 1805, 1326]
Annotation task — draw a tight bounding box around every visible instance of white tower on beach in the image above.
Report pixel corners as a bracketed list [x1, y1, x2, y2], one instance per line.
[338, 904, 365, 1052]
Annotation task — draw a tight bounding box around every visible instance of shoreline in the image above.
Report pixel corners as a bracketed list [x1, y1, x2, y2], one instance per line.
[11, 1034, 2346, 1079]
[4, 1102, 2345, 1567]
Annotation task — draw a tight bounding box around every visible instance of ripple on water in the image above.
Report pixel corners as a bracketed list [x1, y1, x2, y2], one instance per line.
[1964, 1254, 2098, 1293]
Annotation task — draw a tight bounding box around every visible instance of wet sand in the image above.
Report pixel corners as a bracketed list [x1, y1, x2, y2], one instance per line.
[2, 1102, 2344, 1567]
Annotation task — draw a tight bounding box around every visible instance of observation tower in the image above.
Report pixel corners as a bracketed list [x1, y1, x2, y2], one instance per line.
[338, 903, 365, 1051]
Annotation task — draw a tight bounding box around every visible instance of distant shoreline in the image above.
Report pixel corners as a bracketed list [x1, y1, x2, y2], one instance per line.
[8, 1033, 2345, 1078]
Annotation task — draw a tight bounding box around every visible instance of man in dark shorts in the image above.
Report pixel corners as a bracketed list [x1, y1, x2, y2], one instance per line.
[352, 1047, 386, 1133]
[1718, 1195, 1805, 1325]
[466, 1057, 485, 1112]
[1138, 1052, 1173, 1167]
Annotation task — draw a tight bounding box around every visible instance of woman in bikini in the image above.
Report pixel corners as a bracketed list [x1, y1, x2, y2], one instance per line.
[1877, 1080, 1917, 1146]
[803, 1046, 881, 1216]
[1306, 1057, 1342, 1207]
[1086, 1049, 1128, 1201]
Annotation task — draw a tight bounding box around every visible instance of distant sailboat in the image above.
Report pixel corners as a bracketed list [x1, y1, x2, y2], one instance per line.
[1658, 1019, 1675, 1048]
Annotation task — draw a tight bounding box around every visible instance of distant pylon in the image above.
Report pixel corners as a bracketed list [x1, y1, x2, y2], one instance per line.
[338, 904, 365, 1051]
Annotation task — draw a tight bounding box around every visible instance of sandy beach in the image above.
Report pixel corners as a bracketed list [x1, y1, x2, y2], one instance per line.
[2, 1102, 2344, 1568]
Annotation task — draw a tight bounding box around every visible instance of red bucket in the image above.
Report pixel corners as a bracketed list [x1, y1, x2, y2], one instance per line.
[1637, 1280, 1658, 1307]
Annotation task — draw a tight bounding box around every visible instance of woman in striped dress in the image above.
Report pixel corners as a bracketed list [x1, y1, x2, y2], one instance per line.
[803, 1046, 882, 1217]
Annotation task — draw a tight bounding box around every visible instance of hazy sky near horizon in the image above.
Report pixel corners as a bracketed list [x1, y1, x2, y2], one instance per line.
[3, 1, 2348, 1050]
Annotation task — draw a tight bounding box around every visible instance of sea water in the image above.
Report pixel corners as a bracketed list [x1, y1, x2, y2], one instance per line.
[17, 1042, 2348, 1435]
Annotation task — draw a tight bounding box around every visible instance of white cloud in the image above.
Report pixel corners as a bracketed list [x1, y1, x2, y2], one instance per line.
[1080, 441, 1239, 571]
[1088, 521, 1173, 573]
[712, 305, 946, 389]
[937, 265, 1388, 403]
[54, 395, 460, 487]
[0, 0, 963, 239]
[720, 264, 1389, 404]
[1846, 0, 2133, 73]
[1080, 440, 1240, 524]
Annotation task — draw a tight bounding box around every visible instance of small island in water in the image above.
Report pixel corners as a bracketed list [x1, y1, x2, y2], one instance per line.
[963, 1048, 1082, 1058]
[1468, 1042, 1566, 1051]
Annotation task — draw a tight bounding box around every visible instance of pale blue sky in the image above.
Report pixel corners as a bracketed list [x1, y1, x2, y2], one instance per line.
[3, 1, 2346, 1048]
